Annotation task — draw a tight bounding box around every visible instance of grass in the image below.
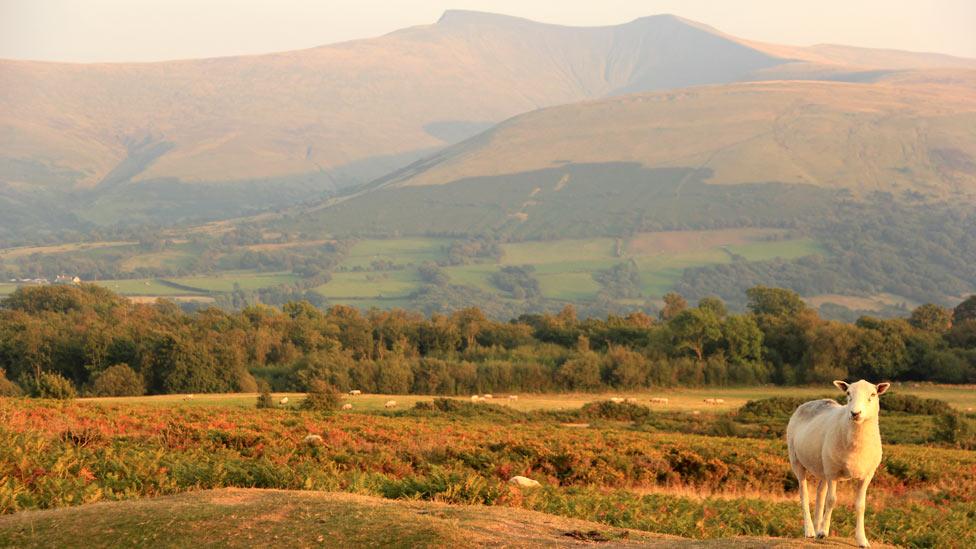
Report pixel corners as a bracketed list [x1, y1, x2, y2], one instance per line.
[0, 284, 15, 296]
[166, 272, 299, 293]
[0, 241, 136, 260]
[119, 243, 204, 272]
[315, 270, 423, 299]
[78, 384, 976, 413]
[92, 279, 205, 297]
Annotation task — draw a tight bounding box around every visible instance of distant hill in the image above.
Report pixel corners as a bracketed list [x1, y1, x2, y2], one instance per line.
[3, 10, 975, 232]
[272, 74, 976, 238]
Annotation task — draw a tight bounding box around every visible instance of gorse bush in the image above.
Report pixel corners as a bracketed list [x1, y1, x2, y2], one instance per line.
[29, 372, 77, 400]
[300, 380, 342, 412]
[255, 379, 274, 409]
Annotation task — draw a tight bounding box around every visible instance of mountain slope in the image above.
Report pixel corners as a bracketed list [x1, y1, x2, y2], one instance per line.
[3, 10, 975, 231]
[270, 74, 976, 239]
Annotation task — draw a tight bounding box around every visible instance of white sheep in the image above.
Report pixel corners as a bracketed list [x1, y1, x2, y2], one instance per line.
[471, 395, 481, 402]
[303, 434, 323, 445]
[787, 380, 890, 547]
[183, 394, 194, 401]
[508, 395, 519, 400]
[625, 398, 638, 403]
[703, 398, 717, 405]
[714, 398, 725, 404]
[384, 400, 397, 408]
[349, 389, 362, 395]
[279, 396, 289, 406]
[483, 394, 493, 399]
[341, 403, 353, 410]
[609, 397, 624, 403]
[508, 475, 541, 488]
[650, 397, 669, 405]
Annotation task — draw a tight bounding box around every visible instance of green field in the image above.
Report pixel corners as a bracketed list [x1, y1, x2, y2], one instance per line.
[94, 279, 203, 296]
[0, 284, 15, 296]
[167, 272, 299, 292]
[340, 231, 824, 304]
[119, 242, 204, 271]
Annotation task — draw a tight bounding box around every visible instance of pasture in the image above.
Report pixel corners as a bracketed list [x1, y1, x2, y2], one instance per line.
[0, 387, 972, 547]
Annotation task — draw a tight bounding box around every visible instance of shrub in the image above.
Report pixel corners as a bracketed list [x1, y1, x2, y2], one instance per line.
[25, 372, 78, 400]
[579, 400, 651, 422]
[880, 393, 951, 415]
[0, 369, 22, 397]
[411, 397, 522, 420]
[88, 364, 145, 397]
[738, 396, 836, 418]
[256, 379, 274, 409]
[301, 380, 342, 412]
[933, 412, 976, 448]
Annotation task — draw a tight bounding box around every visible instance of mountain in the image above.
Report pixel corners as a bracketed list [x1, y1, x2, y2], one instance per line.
[268, 73, 976, 239]
[3, 10, 975, 233]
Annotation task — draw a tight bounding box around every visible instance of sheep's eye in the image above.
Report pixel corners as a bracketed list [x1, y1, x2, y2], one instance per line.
[871, 393, 877, 398]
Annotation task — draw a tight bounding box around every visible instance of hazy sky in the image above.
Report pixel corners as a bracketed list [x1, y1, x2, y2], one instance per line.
[2, 0, 974, 63]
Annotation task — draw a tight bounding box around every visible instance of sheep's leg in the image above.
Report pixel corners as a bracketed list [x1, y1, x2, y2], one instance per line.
[817, 479, 837, 539]
[854, 475, 874, 548]
[797, 471, 816, 537]
[813, 479, 827, 533]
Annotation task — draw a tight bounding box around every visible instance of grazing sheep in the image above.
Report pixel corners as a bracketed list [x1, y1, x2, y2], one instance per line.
[508, 476, 541, 488]
[483, 394, 493, 399]
[703, 398, 717, 405]
[691, 410, 701, 415]
[625, 398, 638, 403]
[183, 394, 194, 401]
[279, 396, 289, 406]
[610, 397, 624, 403]
[384, 400, 397, 408]
[508, 395, 519, 400]
[787, 380, 890, 547]
[649, 397, 669, 405]
[714, 398, 725, 404]
[471, 395, 481, 401]
[341, 403, 353, 410]
[349, 389, 362, 395]
[303, 434, 323, 445]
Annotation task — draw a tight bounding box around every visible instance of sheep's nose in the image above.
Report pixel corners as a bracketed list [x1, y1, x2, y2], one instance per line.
[851, 411, 861, 420]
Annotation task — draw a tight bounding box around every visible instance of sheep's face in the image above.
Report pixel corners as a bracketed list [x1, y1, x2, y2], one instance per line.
[834, 379, 889, 423]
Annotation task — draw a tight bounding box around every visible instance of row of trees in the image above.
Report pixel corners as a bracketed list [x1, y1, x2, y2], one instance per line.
[1, 284, 975, 398]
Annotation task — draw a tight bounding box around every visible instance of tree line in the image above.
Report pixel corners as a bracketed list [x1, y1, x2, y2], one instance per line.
[0, 284, 974, 398]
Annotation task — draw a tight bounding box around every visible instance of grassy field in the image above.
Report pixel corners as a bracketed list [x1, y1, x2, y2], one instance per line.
[93, 279, 204, 297]
[119, 243, 204, 272]
[0, 241, 136, 260]
[166, 272, 299, 293]
[1, 392, 971, 547]
[0, 488, 888, 549]
[79, 384, 976, 412]
[311, 231, 822, 305]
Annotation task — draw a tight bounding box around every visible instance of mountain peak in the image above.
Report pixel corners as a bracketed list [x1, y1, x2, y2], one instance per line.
[436, 10, 534, 27]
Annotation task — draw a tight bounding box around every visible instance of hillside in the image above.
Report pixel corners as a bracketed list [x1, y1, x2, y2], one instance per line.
[3, 11, 975, 232]
[272, 75, 976, 238]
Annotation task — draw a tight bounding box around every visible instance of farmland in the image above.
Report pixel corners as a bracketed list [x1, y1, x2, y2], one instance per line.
[1, 385, 974, 547]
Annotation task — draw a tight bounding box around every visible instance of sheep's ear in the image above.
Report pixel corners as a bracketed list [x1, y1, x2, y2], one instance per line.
[833, 380, 849, 392]
[876, 382, 890, 395]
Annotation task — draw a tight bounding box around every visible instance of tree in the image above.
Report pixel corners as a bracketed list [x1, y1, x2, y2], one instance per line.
[88, 363, 145, 397]
[954, 295, 976, 325]
[31, 371, 77, 400]
[256, 378, 274, 409]
[659, 292, 687, 321]
[0, 368, 22, 397]
[746, 286, 805, 318]
[669, 308, 722, 361]
[557, 353, 602, 391]
[910, 304, 952, 333]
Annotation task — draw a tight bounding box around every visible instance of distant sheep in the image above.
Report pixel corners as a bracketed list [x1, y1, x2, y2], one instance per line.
[183, 394, 194, 401]
[384, 400, 397, 408]
[483, 394, 493, 399]
[471, 395, 481, 402]
[625, 398, 637, 403]
[349, 389, 362, 395]
[703, 398, 718, 405]
[508, 395, 518, 400]
[649, 397, 669, 405]
[341, 403, 353, 410]
[303, 434, 323, 446]
[279, 396, 289, 406]
[609, 397, 624, 403]
[788, 380, 890, 547]
[691, 410, 701, 415]
[508, 476, 541, 488]
[714, 398, 725, 404]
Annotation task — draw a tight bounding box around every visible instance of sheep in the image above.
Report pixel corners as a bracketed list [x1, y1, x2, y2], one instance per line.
[471, 395, 481, 402]
[349, 389, 362, 395]
[508, 476, 541, 488]
[279, 396, 289, 406]
[649, 397, 669, 405]
[508, 395, 519, 400]
[384, 400, 397, 408]
[483, 394, 493, 399]
[787, 380, 890, 547]
[303, 434, 323, 446]
[341, 403, 353, 410]
[714, 398, 725, 404]
[703, 398, 717, 405]
[609, 397, 624, 403]
[183, 394, 194, 401]
[625, 398, 638, 403]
